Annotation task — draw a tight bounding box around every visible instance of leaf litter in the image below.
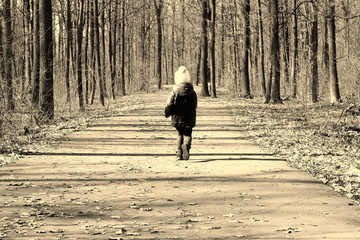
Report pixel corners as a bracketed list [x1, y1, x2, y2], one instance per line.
[224, 98, 360, 204]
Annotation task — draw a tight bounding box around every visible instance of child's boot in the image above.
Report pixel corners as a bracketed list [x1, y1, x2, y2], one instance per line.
[176, 148, 183, 160]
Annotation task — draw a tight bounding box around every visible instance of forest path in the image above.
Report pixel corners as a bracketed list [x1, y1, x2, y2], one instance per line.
[0, 86, 359, 239]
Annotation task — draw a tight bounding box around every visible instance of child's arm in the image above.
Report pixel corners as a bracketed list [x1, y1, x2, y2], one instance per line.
[194, 93, 198, 109]
[166, 91, 175, 105]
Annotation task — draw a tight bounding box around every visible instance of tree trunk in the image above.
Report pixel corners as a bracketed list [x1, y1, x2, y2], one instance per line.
[231, 0, 240, 94]
[39, 0, 54, 120]
[171, 1, 175, 84]
[101, 1, 107, 95]
[23, 0, 32, 101]
[84, 0, 90, 104]
[4, 0, 15, 110]
[139, 5, 146, 90]
[154, 0, 163, 89]
[209, 0, 217, 98]
[32, 0, 41, 107]
[265, 65, 273, 103]
[94, 0, 105, 106]
[322, 10, 330, 97]
[310, 3, 319, 103]
[200, 0, 210, 97]
[120, 0, 126, 95]
[218, 0, 225, 87]
[269, 0, 282, 104]
[241, 0, 251, 98]
[0, 17, 4, 82]
[181, 0, 185, 62]
[282, 1, 290, 84]
[231, 12, 238, 93]
[90, 0, 96, 104]
[196, 43, 201, 86]
[341, 0, 350, 57]
[257, 0, 266, 98]
[109, 1, 117, 99]
[77, 0, 85, 111]
[65, 0, 73, 103]
[328, 0, 341, 103]
[0, 14, 3, 137]
[292, 0, 298, 98]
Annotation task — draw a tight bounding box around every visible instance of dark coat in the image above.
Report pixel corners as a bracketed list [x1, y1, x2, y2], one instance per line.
[167, 82, 197, 128]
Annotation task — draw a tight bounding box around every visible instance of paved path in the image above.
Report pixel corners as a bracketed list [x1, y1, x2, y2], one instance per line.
[0, 87, 359, 239]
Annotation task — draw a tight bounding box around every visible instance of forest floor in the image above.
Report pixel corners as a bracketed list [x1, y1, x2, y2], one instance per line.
[0, 86, 359, 239]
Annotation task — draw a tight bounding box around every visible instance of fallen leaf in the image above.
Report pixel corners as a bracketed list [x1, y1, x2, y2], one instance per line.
[235, 235, 246, 238]
[8, 182, 24, 186]
[188, 218, 201, 222]
[140, 207, 153, 211]
[115, 228, 127, 235]
[126, 231, 141, 236]
[250, 217, 260, 222]
[205, 226, 221, 230]
[150, 229, 161, 234]
[223, 214, 234, 217]
[49, 229, 65, 233]
[274, 227, 302, 234]
[188, 203, 198, 206]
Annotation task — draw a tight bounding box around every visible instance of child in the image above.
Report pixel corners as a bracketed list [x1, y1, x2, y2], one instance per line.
[165, 66, 197, 160]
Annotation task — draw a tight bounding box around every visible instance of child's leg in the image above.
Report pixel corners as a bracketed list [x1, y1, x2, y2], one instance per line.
[183, 127, 192, 148]
[176, 128, 184, 160]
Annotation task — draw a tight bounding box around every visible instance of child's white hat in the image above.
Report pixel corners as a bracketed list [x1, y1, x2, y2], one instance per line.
[174, 66, 191, 84]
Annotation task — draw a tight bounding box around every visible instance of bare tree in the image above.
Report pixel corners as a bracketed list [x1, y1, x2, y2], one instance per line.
[84, 0, 90, 104]
[89, 0, 97, 104]
[0, 13, 4, 81]
[268, 0, 282, 104]
[154, 0, 164, 89]
[94, 0, 105, 106]
[39, 0, 54, 120]
[109, 0, 118, 99]
[310, 2, 319, 103]
[200, 0, 210, 97]
[65, 0, 73, 103]
[209, 0, 217, 98]
[23, 0, 32, 101]
[257, 0, 266, 98]
[218, 0, 225, 86]
[32, 0, 40, 107]
[120, 0, 126, 95]
[241, 0, 251, 98]
[292, 0, 298, 98]
[281, 1, 291, 84]
[4, 0, 14, 110]
[231, 0, 240, 94]
[77, 0, 85, 111]
[328, 0, 341, 103]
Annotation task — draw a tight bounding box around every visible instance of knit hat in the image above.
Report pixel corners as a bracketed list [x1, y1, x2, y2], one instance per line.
[174, 66, 191, 84]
